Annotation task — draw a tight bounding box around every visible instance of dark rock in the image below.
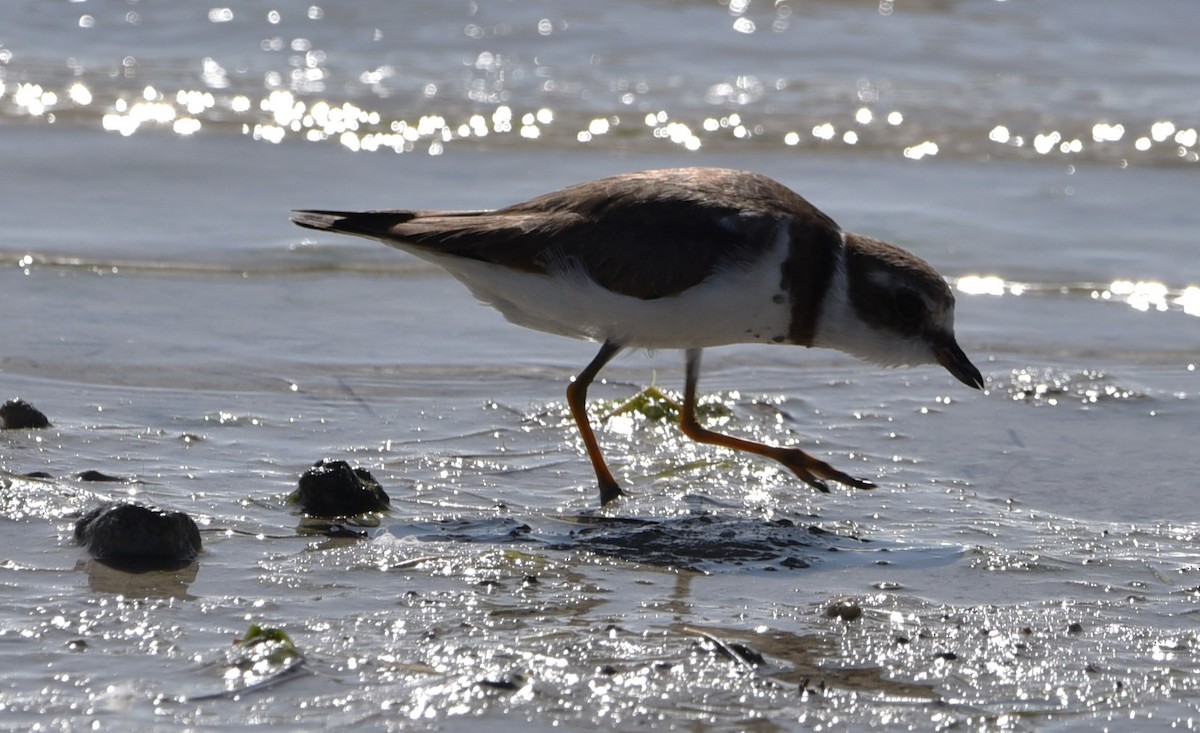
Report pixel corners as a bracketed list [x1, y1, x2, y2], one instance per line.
[75, 502, 202, 570]
[478, 672, 527, 691]
[325, 524, 370, 539]
[289, 459, 390, 516]
[726, 642, 766, 666]
[824, 599, 863, 622]
[1, 398, 51, 429]
[77, 470, 126, 482]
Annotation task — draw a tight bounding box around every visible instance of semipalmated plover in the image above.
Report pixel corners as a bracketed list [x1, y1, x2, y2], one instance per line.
[293, 167, 983, 505]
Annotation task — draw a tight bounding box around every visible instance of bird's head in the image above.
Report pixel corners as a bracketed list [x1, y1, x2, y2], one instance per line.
[814, 233, 984, 390]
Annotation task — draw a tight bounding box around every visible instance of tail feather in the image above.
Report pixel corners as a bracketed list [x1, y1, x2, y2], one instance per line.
[291, 209, 422, 240]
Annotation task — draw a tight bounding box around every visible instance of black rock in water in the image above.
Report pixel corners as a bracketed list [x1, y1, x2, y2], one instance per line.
[290, 459, 390, 516]
[77, 470, 126, 483]
[1, 398, 51, 429]
[75, 503, 202, 570]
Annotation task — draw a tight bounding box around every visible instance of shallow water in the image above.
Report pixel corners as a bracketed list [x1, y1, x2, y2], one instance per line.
[3, 1, 1200, 731]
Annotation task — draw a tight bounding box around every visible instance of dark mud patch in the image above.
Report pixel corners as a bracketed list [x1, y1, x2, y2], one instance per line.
[548, 515, 863, 571]
[379, 513, 960, 573]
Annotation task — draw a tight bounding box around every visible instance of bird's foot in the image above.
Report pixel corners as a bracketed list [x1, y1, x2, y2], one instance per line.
[598, 478, 626, 506]
[775, 448, 876, 493]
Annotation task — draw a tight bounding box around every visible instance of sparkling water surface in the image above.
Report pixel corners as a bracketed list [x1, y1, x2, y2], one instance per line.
[2, 1, 1199, 731]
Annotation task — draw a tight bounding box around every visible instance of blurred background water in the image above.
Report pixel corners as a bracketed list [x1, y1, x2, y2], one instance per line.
[1, 1, 1199, 731]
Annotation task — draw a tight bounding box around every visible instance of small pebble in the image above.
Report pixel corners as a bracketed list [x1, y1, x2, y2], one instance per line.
[289, 458, 390, 516]
[75, 502, 202, 569]
[77, 470, 126, 483]
[824, 599, 863, 622]
[0, 398, 51, 429]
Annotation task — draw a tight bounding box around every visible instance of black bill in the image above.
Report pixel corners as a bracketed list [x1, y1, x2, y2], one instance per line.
[935, 339, 985, 390]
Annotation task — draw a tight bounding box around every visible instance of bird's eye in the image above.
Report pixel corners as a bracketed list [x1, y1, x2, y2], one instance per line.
[893, 291, 926, 321]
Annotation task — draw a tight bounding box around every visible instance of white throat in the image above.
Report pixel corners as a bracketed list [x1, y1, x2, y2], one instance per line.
[811, 247, 937, 367]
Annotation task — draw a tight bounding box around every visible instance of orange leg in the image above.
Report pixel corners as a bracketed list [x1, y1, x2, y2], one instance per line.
[677, 349, 875, 493]
[566, 342, 625, 505]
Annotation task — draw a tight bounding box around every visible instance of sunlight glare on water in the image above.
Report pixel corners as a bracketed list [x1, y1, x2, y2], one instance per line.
[956, 276, 1200, 319]
[1, 1, 1196, 164]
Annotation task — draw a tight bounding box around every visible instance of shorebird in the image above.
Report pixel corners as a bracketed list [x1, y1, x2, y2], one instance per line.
[293, 167, 983, 505]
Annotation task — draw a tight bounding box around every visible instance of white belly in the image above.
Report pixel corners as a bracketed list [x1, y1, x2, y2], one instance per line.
[405, 232, 795, 350]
